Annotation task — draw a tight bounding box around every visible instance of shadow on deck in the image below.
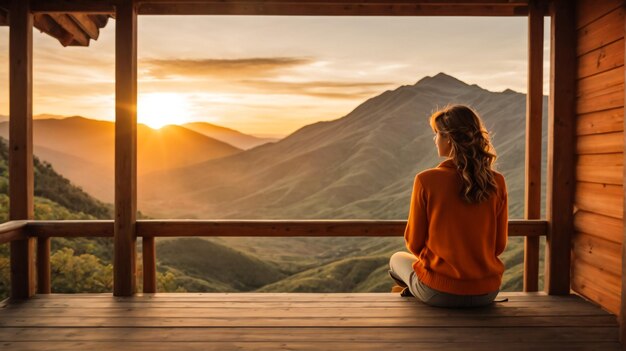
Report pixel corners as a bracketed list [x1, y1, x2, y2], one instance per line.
[0, 292, 619, 350]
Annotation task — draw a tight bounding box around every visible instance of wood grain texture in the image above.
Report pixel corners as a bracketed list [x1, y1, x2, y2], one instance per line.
[142, 237, 156, 293]
[576, 85, 624, 114]
[577, 38, 623, 79]
[137, 2, 530, 16]
[68, 13, 99, 39]
[572, 232, 622, 277]
[577, 66, 624, 97]
[24, 219, 546, 237]
[9, 0, 36, 299]
[114, 0, 138, 297]
[577, 7, 624, 56]
[577, 132, 623, 154]
[571, 257, 621, 315]
[576, 153, 623, 185]
[576, 0, 624, 29]
[30, 0, 115, 13]
[574, 210, 623, 244]
[0, 221, 27, 244]
[36, 238, 50, 294]
[576, 108, 623, 135]
[0, 292, 618, 350]
[620, 2, 626, 342]
[546, 0, 576, 295]
[46, 14, 89, 46]
[575, 182, 623, 219]
[523, 0, 543, 293]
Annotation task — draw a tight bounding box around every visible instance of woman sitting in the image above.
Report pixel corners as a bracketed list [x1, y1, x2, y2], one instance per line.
[389, 104, 508, 308]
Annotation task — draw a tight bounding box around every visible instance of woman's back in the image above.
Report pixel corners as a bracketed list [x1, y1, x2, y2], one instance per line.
[389, 104, 508, 307]
[405, 158, 508, 295]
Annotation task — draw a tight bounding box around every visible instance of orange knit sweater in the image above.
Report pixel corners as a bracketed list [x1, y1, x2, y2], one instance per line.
[404, 158, 508, 295]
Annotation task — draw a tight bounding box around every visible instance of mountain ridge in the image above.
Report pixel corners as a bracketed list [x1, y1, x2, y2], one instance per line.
[0, 117, 244, 202]
[137, 71, 546, 221]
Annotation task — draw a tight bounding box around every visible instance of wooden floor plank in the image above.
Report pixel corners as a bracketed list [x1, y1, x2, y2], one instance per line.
[6, 300, 605, 309]
[20, 292, 572, 302]
[0, 305, 609, 317]
[0, 315, 617, 328]
[0, 293, 618, 350]
[0, 327, 617, 343]
[0, 341, 620, 351]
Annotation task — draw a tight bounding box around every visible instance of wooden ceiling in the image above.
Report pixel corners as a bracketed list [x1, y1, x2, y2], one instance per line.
[0, 1, 110, 47]
[31, 13, 110, 47]
[0, 0, 534, 47]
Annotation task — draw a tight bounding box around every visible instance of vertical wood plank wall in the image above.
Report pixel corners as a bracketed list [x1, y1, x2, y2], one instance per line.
[573, 0, 624, 315]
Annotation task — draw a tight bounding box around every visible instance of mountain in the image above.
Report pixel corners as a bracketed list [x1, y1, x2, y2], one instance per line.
[0, 137, 299, 296]
[134, 72, 547, 292]
[183, 122, 279, 149]
[0, 117, 243, 202]
[138, 72, 547, 220]
[0, 73, 546, 294]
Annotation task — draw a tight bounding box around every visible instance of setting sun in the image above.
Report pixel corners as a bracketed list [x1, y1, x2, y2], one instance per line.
[138, 93, 191, 129]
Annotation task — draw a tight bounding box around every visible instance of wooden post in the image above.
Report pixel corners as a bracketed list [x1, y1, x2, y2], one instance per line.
[114, 0, 138, 296]
[36, 238, 51, 294]
[523, 0, 543, 293]
[545, 0, 576, 295]
[9, 0, 36, 299]
[143, 237, 156, 293]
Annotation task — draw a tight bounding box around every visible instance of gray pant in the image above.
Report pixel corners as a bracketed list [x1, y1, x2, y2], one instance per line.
[389, 251, 499, 308]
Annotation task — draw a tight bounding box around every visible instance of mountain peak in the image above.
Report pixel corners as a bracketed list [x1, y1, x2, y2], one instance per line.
[502, 88, 519, 94]
[415, 72, 470, 89]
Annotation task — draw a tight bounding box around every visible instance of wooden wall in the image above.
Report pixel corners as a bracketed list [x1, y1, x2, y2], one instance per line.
[573, 0, 624, 315]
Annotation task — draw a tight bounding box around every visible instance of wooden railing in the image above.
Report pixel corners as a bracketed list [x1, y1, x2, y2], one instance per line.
[0, 219, 548, 294]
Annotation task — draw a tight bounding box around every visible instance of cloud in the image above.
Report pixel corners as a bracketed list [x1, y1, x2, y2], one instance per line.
[142, 57, 314, 79]
[237, 79, 394, 99]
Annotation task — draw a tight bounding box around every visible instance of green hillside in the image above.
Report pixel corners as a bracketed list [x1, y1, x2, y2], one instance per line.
[156, 238, 287, 291]
[0, 136, 113, 298]
[257, 255, 391, 292]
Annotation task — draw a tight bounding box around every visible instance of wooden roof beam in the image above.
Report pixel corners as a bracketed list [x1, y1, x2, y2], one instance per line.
[137, 2, 530, 16]
[28, 0, 532, 16]
[69, 13, 100, 40]
[30, 0, 115, 14]
[47, 13, 90, 46]
[0, 8, 7, 26]
[33, 14, 75, 47]
[137, 0, 529, 4]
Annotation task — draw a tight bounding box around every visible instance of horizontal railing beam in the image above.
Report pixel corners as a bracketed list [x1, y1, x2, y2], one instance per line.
[0, 220, 28, 244]
[24, 219, 547, 238]
[27, 220, 113, 238]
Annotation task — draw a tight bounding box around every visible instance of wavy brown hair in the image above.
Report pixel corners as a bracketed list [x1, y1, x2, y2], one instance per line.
[429, 104, 498, 204]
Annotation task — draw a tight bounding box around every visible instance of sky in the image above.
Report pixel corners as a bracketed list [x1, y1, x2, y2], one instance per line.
[0, 16, 550, 137]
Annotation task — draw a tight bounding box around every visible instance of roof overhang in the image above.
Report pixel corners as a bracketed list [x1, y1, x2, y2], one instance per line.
[0, 0, 540, 47]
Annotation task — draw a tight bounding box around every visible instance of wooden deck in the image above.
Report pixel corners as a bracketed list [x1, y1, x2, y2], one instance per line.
[0, 292, 620, 350]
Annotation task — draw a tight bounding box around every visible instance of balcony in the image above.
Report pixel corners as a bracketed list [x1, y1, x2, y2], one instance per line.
[0, 219, 621, 350]
[1, 0, 622, 350]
